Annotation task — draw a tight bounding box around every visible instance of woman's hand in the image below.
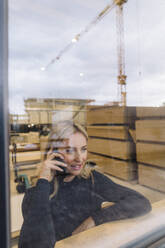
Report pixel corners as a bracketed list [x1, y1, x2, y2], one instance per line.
[72, 217, 95, 236]
[39, 150, 67, 182]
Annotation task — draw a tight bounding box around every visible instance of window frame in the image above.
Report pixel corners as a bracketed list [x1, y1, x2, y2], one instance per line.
[0, 0, 10, 247]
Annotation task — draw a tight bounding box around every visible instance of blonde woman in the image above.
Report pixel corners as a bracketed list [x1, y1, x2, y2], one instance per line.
[19, 120, 151, 248]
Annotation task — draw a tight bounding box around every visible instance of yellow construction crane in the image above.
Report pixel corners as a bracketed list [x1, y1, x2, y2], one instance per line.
[42, 0, 128, 106]
[115, 0, 128, 106]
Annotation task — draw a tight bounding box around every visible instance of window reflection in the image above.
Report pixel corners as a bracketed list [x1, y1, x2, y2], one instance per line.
[10, 99, 165, 247]
[9, 0, 165, 247]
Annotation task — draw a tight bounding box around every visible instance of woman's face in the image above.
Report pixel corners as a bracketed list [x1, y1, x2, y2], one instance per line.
[58, 132, 88, 176]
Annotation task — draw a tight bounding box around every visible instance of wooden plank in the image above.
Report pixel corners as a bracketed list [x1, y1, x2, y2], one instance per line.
[88, 138, 134, 160]
[11, 145, 40, 153]
[87, 106, 136, 125]
[136, 107, 165, 118]
[136, 120, 165, 142]
[87, 126, 129, 140]
[136, 142, 165, 168]
[16, 150, 41, 163]
[88, 153, 137, 180]
[10, 133, 29, 144]
[138, 164, 165, 193]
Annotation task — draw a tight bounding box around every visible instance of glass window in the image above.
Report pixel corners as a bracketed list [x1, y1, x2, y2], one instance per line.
[9, 0, 165, 247]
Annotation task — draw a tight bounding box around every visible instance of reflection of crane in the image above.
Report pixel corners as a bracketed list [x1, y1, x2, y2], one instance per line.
[42, 0, 128, 106]
[115, 0, 127, 106]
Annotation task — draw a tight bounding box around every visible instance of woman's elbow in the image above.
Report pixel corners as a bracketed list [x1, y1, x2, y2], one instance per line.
[134, 196, 152, 217]
[142, 197, 152, 214]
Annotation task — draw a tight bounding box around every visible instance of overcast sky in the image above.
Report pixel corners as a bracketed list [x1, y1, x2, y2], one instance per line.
[9, 0, 165, 114]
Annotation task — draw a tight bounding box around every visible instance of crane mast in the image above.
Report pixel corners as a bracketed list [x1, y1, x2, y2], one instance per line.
[115, 0, 127, 106]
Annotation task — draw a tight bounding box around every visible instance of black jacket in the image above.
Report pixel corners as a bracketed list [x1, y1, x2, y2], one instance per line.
[18, 170, 151, 248]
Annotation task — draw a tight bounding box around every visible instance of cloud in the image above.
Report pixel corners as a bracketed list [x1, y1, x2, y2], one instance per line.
[9, 0, 165, 114]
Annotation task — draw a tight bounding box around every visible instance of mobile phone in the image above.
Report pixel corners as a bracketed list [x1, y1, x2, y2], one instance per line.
[52, 151, 68, 176]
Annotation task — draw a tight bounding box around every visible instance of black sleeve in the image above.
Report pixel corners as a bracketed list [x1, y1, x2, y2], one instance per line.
[91, 171, 152, 226]
[18, 179, 56, 248]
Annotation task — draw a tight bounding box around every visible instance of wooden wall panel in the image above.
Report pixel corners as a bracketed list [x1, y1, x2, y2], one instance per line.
[88, 138, 134, 160]
[136, 142, 165, 168]
[136, 120, 165, 142]
[88, 153, 136, 181]
[138, 164, 165, 193]
[87, 126, 129, 140]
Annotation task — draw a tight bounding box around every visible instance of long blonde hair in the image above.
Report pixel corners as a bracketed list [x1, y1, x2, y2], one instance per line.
[42, 120, 94, 198]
